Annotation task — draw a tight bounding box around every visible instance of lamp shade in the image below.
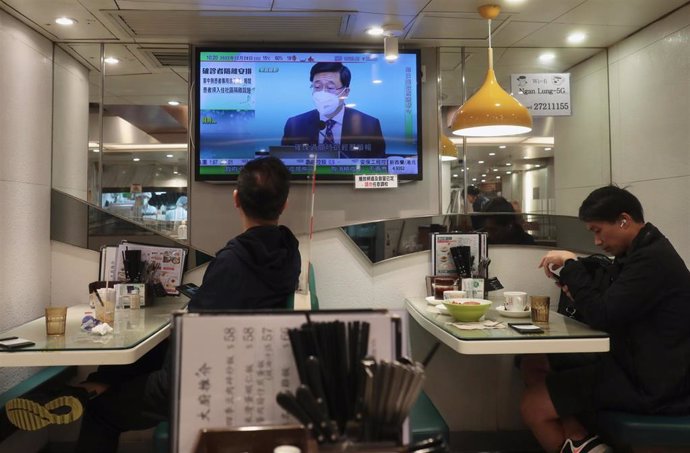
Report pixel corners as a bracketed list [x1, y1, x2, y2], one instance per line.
[440, 134, 457, 161]
[451, 66, 532, 137]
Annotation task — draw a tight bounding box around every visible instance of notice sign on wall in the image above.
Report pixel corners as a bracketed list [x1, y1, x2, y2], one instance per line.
[510, 73, 571, 117]
[355, 174, 398, 189]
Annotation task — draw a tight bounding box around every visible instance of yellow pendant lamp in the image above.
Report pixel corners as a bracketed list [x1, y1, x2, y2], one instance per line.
[440, 133, 457, 161]
[451, 4, 532, 137]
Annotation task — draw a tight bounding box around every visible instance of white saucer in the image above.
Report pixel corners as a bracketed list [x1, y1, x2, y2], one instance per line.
[435, 304, 450, 315]
[495, 305, 531, 318]
[425, 296, 445, 305]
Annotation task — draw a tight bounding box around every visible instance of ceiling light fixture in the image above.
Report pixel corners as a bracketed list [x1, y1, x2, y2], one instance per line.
[451, 5, 532, 137]
[167, 100, 180, 106]
[440, 133, 457, 161]
[506, 171, 512, 174]
[104, 57, 119, 65]
[506, 162, 512, 166]
[166, 154, 174, 158]
[567, 31, 587, 44]
[55, 17, 77, 26]
[545, 147, 552, 151]
[380, 23, 403, 61]
[478, 160, 485, 164]
[539, 52, 556, 63]
[499, 145, 507, 149]
[489, 152, 496, 156]
[367, 26, 385, 36]
[384, 36, 399, 61]
[132, 157, 140, 162]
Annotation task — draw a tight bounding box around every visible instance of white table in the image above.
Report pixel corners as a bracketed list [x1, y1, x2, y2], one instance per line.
[0, 299, 188, 367]
[406, 297, 609, 355]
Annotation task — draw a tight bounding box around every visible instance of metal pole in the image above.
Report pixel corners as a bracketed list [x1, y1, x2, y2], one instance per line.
[97, 43, 105, 207]
[461, 47, 469, 214]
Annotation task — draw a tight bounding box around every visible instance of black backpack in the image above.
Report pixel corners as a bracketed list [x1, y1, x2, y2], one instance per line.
[557, 254, 617, 321]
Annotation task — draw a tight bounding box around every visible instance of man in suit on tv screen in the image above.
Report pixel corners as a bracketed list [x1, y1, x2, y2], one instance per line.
[281, 62, 386, 158]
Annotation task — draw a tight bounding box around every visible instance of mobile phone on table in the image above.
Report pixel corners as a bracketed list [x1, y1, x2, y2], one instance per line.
[508, 323, 544, 334]
[0, 337, 36, 349]
[176, 283, 199, 299]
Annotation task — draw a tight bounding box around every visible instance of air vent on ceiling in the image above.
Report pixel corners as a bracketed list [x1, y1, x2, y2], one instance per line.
[151, 50, 189, 67]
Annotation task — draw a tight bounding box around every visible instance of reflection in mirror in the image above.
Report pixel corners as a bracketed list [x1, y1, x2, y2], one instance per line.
[53, 43, 191, 241]
[51, 190, 212, 270]
[439, 47, 611, 217]
[99, 43, 190, 240]
[342, 214, 602, 263]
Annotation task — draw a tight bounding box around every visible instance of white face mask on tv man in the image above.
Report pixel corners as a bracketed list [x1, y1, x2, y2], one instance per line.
[312, 90, 344, 116]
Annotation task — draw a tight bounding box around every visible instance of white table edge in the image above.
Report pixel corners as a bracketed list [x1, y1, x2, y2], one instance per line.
[406, 299, 610, 355]
[0, 324, 171, 367]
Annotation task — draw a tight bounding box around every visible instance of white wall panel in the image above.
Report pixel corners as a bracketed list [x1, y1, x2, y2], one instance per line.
[609, 4, 690, 261]
[0, 9, 53, 396]
[52, 46, 90, 200]
[50, 241, 100, 308]
[554, 51, 611, 215]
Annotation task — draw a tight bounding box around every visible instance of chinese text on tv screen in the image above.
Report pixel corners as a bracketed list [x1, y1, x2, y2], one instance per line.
[194, 49, 422, 181]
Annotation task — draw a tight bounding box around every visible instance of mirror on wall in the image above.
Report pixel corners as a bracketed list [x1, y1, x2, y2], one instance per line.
[53, 43, 191, 241]
[438, 46, 612, 218]
[343, 213, 601, 264]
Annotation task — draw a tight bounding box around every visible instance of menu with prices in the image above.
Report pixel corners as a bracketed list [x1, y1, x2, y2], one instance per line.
[172, 311, 395, 453]
[431, 232, 487, 276]
[114, 242, 187, 295]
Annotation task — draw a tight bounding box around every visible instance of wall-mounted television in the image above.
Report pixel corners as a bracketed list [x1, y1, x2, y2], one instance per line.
[193, 47, 422, 182]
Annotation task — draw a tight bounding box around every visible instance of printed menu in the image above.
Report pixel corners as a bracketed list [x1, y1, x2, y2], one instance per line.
[103, 241, 187, 295]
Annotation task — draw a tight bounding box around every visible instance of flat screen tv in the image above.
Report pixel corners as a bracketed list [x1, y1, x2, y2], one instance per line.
[194, 47, 422, 181]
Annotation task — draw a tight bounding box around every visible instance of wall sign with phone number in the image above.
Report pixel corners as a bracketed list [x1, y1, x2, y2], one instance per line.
[510, 73, 572, 117]
[533, 102, 570, 110]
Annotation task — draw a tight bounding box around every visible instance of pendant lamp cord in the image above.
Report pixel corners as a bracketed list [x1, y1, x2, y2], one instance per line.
[487, 18, 493, 70]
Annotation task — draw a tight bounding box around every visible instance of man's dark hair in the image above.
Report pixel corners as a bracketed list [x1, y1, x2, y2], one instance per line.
[579, 185, 644, 223]
[237, 157, 291, 221]
[310, 62, 351, 87]
[461, 185, 481, 197]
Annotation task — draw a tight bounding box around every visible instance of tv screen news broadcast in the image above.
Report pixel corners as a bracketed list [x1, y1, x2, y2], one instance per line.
[194, 48, 422, 181]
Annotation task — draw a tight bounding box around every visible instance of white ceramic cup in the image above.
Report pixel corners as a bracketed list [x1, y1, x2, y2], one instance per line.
[443, 290, 467, 300]
[504, 291, 528, 312]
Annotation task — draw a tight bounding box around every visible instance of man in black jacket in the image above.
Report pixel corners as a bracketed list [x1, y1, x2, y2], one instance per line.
[4, 157, 301, 451]
[520, 186, 690, 453]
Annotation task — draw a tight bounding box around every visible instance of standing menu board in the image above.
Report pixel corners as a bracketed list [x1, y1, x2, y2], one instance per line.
[430, 232, 487, 276]
[170, 310, 398, 453]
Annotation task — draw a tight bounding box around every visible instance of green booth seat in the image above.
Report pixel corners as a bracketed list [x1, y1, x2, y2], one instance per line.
[597, 411, 690, 449]
[409, 391, 449, 445]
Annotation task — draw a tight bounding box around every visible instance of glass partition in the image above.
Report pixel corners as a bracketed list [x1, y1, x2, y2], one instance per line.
[52, 43, 191, 241]
[51, 189, 213, 268]
[342, 214, 601, 263]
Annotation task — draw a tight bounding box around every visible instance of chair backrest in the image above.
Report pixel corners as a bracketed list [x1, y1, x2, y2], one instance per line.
[286, 262, 319, 310]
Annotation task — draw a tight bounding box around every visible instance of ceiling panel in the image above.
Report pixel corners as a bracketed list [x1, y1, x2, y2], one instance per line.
[106, 9, 349, 41]
[273, 0, 428, 16]
[409, 14, 497, 40]
[557, 0, 689, 27]
[2, 0, 116, 40]
[513, 21, 640, 47]
[425, 0, 586, 23]
[116, 0, 273, 10]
